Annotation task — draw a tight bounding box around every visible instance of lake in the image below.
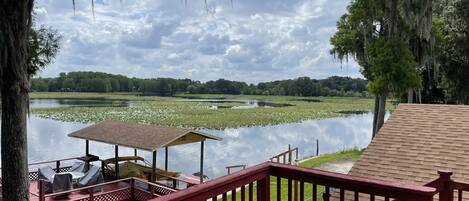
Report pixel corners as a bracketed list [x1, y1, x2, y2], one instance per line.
[4, 99, 385, 178]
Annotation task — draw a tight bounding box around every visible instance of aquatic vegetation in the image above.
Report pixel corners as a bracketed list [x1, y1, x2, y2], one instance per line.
[31, 93, 382, 129]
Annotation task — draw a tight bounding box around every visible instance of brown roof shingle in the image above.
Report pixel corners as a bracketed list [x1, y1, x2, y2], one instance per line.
[350, 104, 469, 184]
[68, 121, 221, 151]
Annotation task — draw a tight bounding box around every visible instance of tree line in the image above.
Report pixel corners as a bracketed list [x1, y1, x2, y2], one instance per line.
[31, 71, 368, 97]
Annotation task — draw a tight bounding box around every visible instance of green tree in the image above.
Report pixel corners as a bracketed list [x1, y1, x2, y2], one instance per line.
[436, 0, 469, 104]
[330, 0, 433, 137]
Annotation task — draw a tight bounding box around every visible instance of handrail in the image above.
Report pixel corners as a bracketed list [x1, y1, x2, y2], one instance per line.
[270, 146, 298, 165]
[226, 164, 246, 175]
[0, 157, 80, 170]
[133, 177, 178, 193]
[151, 162, 437, 201]
[269, 162, 436, 199]
[28, 157, 79, 166]
[38, 176, 177, 199]
[153, 162, 270, 201]
[42, 177, 133, 197]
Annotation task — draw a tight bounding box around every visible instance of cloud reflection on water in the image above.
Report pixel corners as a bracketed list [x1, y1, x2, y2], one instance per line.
[21, 112, 381, 178]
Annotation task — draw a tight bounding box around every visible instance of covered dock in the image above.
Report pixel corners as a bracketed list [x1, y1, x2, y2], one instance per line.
[68, 121, 222, 185]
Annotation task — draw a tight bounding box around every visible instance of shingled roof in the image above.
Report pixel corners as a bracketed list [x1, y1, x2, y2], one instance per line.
[68, 121, 221, 151]
[350, 104, 469, 185]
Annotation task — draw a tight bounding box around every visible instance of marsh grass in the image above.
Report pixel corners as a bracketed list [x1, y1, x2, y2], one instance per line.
[31, 92, 383, 129]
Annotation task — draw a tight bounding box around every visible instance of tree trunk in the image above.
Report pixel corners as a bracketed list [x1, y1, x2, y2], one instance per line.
[372, 96, 379, 138]
[376, 94, 387, 134]
[372, 0, 398, 136]
[407, 89, 414, 103]
[0, 1, 34, 201]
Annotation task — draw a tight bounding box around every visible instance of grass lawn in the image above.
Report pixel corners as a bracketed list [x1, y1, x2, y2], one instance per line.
[30, 92, 383, 129]
[222, 149, 363, 201]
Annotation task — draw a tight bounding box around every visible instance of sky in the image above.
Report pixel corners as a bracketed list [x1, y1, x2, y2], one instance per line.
[35, 0, 360, 83]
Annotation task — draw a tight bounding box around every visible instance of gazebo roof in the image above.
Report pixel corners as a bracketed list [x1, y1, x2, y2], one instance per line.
[68, 121, 221, 151]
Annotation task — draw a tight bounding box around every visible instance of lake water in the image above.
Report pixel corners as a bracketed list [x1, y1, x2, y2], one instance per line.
[4, 99, 384, 179]
[180, 99, 294, 109]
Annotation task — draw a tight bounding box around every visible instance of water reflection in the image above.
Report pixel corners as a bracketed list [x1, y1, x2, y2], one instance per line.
[182, 99, 294, 109]
[30, 99, 130, 108]
[11, 112, 385, 179]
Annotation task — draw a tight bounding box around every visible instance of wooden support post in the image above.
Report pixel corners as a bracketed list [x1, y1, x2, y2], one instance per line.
[316, 139, 319, 156]
[115, 145, 119, 179]
[101, 160, 105, 178]
[257, 177, 270, 201]
[85, 140, 90, 170]
[165, 146, 169, 171]
[151, 150, 157, 183]
[134, 149, 138, 162]
[438, 170, 453, 201]
[38, 179, 45, 201]
[200, 140, 205, 184]
[295, 148, 299, 161]
[56, 161, 60, 173]
[86, 140, 89, 155]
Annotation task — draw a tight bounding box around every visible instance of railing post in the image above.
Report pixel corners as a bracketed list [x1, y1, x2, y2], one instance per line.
[257, 177, 270, 201]
[38, 179, 45, 201]
[130, 178, 135, 199]
[150, 184, 155, 198]
[88, 187, 94, 201]
[172, 179, 177, 189]
[101, 160, 105, 178]
[56, 160, 60, 173]
[438, 170, 453, 201]
[288, 144, 292, 164]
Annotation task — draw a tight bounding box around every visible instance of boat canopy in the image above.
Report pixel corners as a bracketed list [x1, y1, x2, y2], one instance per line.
[68, 121, 221, 151]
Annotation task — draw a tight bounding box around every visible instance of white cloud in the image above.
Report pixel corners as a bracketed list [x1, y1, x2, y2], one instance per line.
[35, 0, 361, 83]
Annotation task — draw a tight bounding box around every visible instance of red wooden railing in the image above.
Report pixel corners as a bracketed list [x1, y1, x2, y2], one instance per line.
[4, 157, 469, 201]
[425, 170, 469, 201]
[152, 162, 437, 201]
[33, 177, 177, 201]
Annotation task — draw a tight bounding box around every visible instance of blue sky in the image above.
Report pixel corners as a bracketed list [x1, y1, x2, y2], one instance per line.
[35, 0, 360, 83]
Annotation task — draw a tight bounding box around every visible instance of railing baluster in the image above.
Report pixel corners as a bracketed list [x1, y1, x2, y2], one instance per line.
[299, 181, 304, 201]
[241, 185, 246, 201]
[222, 192, 227, 201]
[323, 186, 330, 201]
[257, 177, 270, 201]
[312, 183, 317, 201]
[340, 189, 345, 201]
[88, 187, 94, 201]
[384, 197, 389, 201]
[212, 196, 217, 201]
[38, 179, 45, 201]
[288, 178, 292, 201]
[294, 180, 298, 201]
[249, 182, 254, 201]
[354, 191, 359, 201]
[370, 194, 375, 201]
[458, 189, 462, 201]
[277, 176, 281, 201]
[130, 179, 135, 198]
[232, 189, 237, 201]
